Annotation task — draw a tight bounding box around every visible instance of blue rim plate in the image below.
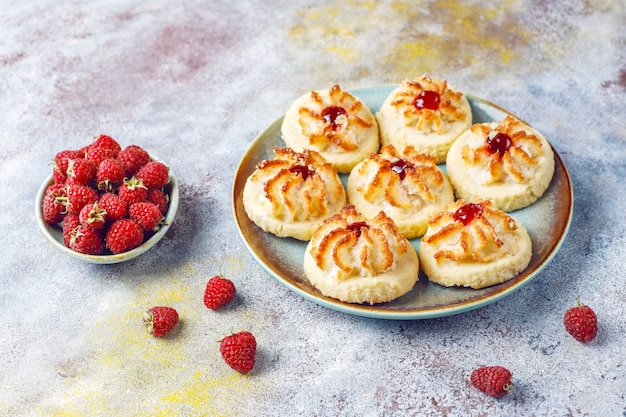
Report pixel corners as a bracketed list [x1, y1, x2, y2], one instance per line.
[232, 85, 573, 319]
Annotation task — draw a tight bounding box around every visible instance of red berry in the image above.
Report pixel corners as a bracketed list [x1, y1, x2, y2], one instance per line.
[92, 134, 121, 156]
[52, 150, 82, 184]
[143, 306, 178, 337]
[146, 189, 169, 215]
[564, 297, 598, 342]
[470, 366, 513, 398]
[106, 219, 144, 254]
[118, 145, 150, 176]
[42, 184, 68, 224]
[204, 276, 236, 310]
[69, 225, 105, 255]
[98, 192, 128, 222]
[136, 161, 169, 190]
[62, 213, 80, 247]
[66, 184, 99, 215]
[79, 201, 107, 230]
[96, 158, 125, 191]
[220, 331, 257, 374]
[118, 177, 148, 205]
[129, 202, 164, 232]
[66, 158, 97, 185]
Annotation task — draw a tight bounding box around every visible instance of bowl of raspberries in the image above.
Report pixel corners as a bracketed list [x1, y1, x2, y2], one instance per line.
[35, 134, 179, 264]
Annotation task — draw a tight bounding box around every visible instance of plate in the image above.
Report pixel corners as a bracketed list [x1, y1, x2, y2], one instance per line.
[35, 158, 179, 264]
[232, 85, 573, 319]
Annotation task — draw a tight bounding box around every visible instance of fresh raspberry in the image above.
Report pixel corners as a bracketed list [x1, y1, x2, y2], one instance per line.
[143, 306, 179, 337]
[98, 192, 128, 222]
[136, 161, 169, 190]
[86, 146, 115, 166]
[129, 202, 164, 232]
[118, 177, 148, 205]
[96, 158, 125, 191]
[79, 201, 107, 230]
[65, 158, 97, 186]
[220, 331, 257, 374]
[564, 297, 598, 342]
[146, 189, 169, 215]
[92, 134, 121, 156]
[42, 184, 68, 224]
[69, 225, 105, 255]
[204, 276, 236, 310]
[52, 150, 82, 184]
[62, 213, 80, 247]
[105, 219, 144, 254]
[118, 145, 150, 176]
[66, 184, 99, 215]
[470, 366, 513, 398]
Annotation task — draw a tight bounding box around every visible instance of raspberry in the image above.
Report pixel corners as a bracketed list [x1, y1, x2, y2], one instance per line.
[146, 189, 169, 215]
[79, 201, 107, 230]
[470, 366, 513, 398]
[118, 145, 150, 176]
[128, 202, 164, 232]
[69, 225, 105, 255]
[42, 184, 68, 224]
[118, 177, 148, 205]
[220, 331, 257, 374]
[96, 158, 125, 191]
[105, 219, 144, 254]
[136, 161, 169, 190]
[66, 184, 99, 215]
[564, 297, 598, 342]
[143, 306, 178, 337]
[66, 158, 97, 186]
[92, 134, 121, 156]
[98, 192, 128, 222]
[204, 276, 236, 310]
[62, 213, 80, 247]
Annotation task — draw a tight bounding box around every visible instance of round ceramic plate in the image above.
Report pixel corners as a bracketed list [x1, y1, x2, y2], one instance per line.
[35, 158, 179, 264]
[232, 85, 573, 319]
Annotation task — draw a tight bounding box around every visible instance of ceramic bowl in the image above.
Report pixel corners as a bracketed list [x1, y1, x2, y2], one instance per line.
[35, 160, 179, 264]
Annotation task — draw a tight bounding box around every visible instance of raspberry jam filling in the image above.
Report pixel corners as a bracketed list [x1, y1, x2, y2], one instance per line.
[487, 132, 512, 155]
[454, 202, 484, 226]
[322, 106, 348, 131]
[390, 159, 410, 180]
[289, 165, 315, 180]
[414, 90, 441, 111]
[347, 221, 369, 238]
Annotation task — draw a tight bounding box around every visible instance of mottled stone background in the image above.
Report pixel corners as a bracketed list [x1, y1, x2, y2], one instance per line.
[1, 0, 624, 416]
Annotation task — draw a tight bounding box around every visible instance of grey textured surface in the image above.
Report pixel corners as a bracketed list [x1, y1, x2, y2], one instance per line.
[1, 1, 624, 415]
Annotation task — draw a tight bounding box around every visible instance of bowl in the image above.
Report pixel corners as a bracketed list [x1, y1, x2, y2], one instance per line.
[35, 162, 179, 264]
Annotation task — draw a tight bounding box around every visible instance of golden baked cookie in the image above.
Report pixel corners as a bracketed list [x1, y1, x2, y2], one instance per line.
[242, 147, 347, 241]
[346, 144, 454, 239]
[446, 115, 555, 212]
[281, 84, 380, 173]
[419, 199, 532, 289]
[303, 204, 419, 304]
[376, 75, 472, 163]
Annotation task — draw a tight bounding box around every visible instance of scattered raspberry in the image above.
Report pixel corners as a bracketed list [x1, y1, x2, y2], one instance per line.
[106, 219, 144, 254]
[42, 135, 172, 256]
[146, 188, 169, 215]
[69, 225, 105, 255]
[129, 201, 164, 232]
[136, 161, 169, 189]
[79, 201, 107, 230]
[220, 331, 257, 374]
[143, 306, 179, 337]
[118, 177, 148, 205]
[118, 145, 150, 176]
[564, 297, 598, 342]
[204, 276, 237, 310]
[470, 366, 513, 398]
[96, 158, 125, 191]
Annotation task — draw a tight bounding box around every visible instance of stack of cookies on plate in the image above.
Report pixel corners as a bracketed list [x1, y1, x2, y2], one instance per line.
[242, 75, 555, 305]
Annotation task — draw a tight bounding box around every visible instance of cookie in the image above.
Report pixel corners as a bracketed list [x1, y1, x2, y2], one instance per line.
[281, 84, 380, 173]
